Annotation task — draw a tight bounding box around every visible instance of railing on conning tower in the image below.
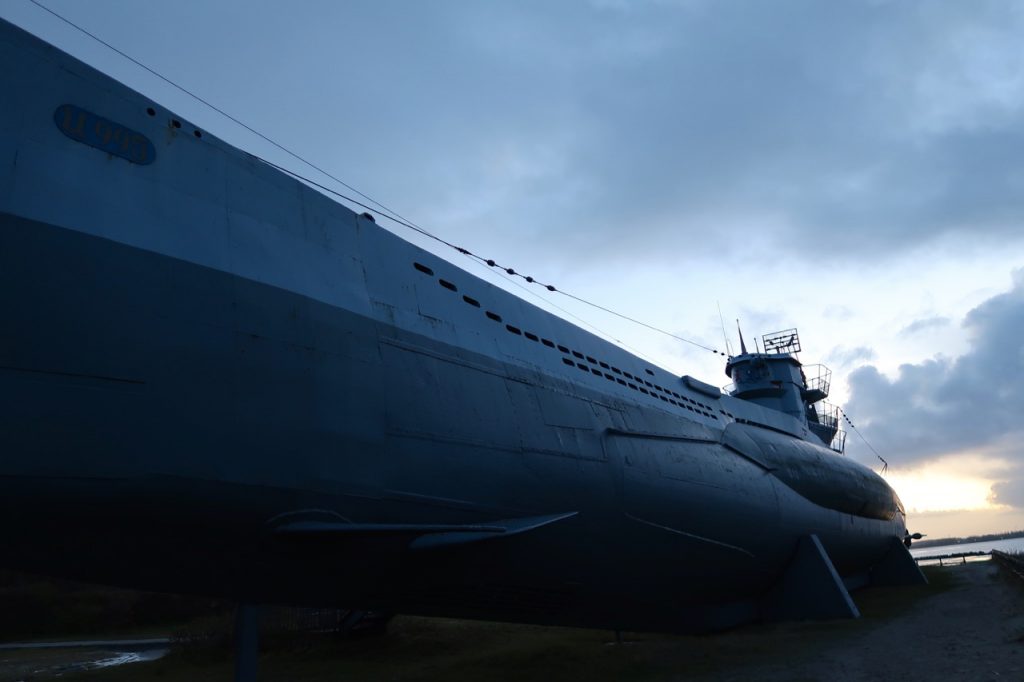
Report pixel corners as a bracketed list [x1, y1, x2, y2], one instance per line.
[801, 364, 832, 401]
[808, 401, 846, 454]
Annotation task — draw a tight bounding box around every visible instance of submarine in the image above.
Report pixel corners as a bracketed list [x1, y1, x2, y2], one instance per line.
[0, 14, 924, 642]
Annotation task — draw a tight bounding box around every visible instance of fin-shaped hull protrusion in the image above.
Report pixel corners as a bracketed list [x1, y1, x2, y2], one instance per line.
[871, 537, 928, 586]
[272, 511, 579, 552]
[762, 534, 860, 622]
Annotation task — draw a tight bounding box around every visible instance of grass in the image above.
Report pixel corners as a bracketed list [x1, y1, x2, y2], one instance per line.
[0, 569, 230, 642]
[41, 565, 958, 682]
[853, 564, 957, 619]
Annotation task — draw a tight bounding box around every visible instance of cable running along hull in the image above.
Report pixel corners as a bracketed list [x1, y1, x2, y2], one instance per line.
[0, 17, 921, 632]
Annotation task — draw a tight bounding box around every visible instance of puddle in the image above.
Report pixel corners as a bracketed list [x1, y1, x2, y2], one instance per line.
[80, 646, 170, 670]
[1, 642, 169, 680]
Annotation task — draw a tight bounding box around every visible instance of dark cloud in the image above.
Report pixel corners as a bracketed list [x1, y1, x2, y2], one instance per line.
[11, 1, 1024, 272]
[845, 270, 1024, 479]
[900, 316, 951, 335]
[991, 476, 1024, 509]
[302, 0, 1024, 267]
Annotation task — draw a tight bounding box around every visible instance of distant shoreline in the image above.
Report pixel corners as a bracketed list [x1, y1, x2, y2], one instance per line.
[912, 529, 1024, 549]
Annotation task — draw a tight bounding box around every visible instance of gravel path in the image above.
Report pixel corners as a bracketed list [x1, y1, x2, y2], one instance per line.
[708, 560, 1024, 682]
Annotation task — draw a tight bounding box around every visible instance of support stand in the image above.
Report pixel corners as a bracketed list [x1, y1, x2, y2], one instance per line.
[234, 604, 260, 682]
[871, 537, 928, 586]
[762, 534, 860, 622]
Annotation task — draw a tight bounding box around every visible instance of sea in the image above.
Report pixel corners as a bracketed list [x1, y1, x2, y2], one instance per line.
[909, 536, 1024, 559]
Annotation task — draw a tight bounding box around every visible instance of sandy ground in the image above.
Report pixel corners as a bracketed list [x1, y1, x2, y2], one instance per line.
[706, 560, 1024, 682]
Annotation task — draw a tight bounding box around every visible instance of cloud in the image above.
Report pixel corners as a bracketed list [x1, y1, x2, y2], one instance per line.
[312, 0, 1024, 268]
[8, 0, 1022, 534]
[991, 476, 1024, 509]
[13, 1, 1024, 275]
[900, 316, 951, 335]
[845, 269, 1024, 482]
[826, 345, 876, 367]
[909, 506, 1024, 537]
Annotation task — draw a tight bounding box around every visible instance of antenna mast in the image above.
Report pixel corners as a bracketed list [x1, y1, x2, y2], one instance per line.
[718, 303, 733, 356]
[736, 320, 748, 354]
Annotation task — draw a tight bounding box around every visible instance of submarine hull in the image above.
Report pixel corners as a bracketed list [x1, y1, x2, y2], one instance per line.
[0, 17, 910, 632]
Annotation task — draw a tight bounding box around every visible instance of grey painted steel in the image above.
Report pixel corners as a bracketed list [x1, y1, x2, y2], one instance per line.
[0, 16, 914, 634]
[233, 605, 259, 682]
[763, 535, 860, 621]
[871, 539, 929, 586]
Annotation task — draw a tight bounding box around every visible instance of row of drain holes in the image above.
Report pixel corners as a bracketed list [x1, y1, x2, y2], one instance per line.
[145, 105, 203, 138]
[412, 261, 718, 419]
[134, 103, 721, 420]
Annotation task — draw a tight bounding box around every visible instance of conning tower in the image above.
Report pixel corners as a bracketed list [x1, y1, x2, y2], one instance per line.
[725, 329, 844, 452]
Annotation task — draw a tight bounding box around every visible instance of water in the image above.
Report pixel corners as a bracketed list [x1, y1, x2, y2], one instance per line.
[0, 639, 169, 680]
[909, 536, 1024, 558]
[87, 646, 169, 669]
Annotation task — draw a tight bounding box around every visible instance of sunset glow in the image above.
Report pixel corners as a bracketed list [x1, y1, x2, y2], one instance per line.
[886, 454, 1012, 514]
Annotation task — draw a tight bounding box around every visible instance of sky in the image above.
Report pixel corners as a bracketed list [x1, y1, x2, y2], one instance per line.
[4, 0, 1023, 538]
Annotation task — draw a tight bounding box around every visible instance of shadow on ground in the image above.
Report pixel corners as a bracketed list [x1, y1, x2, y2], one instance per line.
[0, 565, 971, 682]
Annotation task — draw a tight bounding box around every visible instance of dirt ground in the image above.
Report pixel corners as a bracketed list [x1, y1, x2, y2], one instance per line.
[704, 559, 1024, 682]
[4, 560, 1024, 681]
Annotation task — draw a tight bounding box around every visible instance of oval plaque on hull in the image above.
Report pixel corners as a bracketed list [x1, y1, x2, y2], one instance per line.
[54, 104, 156, 165]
